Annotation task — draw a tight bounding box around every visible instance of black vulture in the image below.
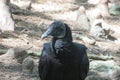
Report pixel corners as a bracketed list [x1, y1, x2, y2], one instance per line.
[39, 21, 89, 80]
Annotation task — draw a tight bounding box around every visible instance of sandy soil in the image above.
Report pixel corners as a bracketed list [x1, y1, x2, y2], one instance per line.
[0, 0, 120, 80]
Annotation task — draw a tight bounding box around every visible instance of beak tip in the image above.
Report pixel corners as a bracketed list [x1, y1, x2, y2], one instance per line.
[40, 34, 46, 40]
[40, 36, 44, 40]
[40, 37, 43, 40]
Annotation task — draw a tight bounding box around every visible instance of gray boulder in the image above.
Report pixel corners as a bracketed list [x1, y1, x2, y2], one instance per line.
[6, 48, 28, 63]
[86, 70, 111, 80]
[22, 56, 39, 76]
[90, 60, 120, 72]
[22, 56, 34, 74]
[112, 69, 120, 80]
[86, 60, 120, 80]
[90, 19, 112, 39]
[76, 6, 90, 31]
[109, 4, 120, 16]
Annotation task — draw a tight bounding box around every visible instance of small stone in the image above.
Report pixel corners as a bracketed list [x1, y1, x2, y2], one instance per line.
[76, 6, 90, 31]
[109, 4, 120, 16]
[6, 48, 28, 63]
[90, 19, 108, 38]
[22, 56, 34, 74]
[111, 69, 120, 80]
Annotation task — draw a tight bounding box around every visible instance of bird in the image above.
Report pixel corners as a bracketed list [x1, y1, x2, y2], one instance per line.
[38, 21, 89, 80]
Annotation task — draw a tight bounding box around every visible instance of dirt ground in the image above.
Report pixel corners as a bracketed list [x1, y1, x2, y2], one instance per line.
[0, 0, 120, 80]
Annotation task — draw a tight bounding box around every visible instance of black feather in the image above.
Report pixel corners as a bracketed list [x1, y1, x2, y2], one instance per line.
[39, 21, 89, 80]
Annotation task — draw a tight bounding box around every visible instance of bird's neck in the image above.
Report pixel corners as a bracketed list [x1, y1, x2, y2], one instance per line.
[52, 37, 73, 46]
[51, 38, 73, 55]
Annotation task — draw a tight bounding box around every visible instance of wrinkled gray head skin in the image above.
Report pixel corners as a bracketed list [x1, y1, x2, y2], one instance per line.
[41, 21, 66, 39]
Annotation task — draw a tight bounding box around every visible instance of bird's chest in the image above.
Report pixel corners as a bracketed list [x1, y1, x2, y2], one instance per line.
[54, 40, 72, 54]
[51, 40, 75, 63]
[54, 50, 74, 64]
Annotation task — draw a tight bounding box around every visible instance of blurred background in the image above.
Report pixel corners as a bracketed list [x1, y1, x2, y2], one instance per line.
[0, 0, 120, 80]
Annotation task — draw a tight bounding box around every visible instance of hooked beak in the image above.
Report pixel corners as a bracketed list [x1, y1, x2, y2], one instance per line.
[40, 27, 52, 40]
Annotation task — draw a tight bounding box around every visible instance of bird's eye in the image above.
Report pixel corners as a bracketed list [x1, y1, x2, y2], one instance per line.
[52, 27, 65, 38]
[54, 29, 61, 34]
[58, 27, 64, 33]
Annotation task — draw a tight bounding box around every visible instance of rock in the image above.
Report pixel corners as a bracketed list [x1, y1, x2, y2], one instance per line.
[3, 48, 15, 58]
[90, 60, 120, 72]
[86, 71, 111, 80]
[72, 33, 96, 45]
[0, 49, 14, 64]
[86, 8, 102, 25]
[88, 0, 109, 5]
[6, 48, 28, 63]
[90, 19, 111, 39]
[22, 56, 34, 74]
[0, 48, 28, 64]
[0, 0, 15, 32]
[10, 0, 32, 10]
[112, 69, 120, 80]
[85, 69, 120, 80]
[10, 3, 20, 10]
[90, 19, 106, 38]
[86, 60, 120, 80]
[88, 0, 100, 5]
[14, 48, 28, 63]
[86, 0, 110, 25]
[76, 6, 90, 31]
[109, 4, 120, 16]
[32, 61, 39, 75]
[22, 56, 39, 76]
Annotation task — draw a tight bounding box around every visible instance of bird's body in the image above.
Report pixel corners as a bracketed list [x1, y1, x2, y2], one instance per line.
[39, 21, 89, 80]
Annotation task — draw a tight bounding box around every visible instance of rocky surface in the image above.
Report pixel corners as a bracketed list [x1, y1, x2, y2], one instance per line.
[0, 0, 120, 80]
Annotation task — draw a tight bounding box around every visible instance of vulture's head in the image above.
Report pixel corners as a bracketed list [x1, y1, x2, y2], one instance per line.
[41, 21, 72, 41]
